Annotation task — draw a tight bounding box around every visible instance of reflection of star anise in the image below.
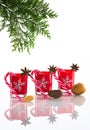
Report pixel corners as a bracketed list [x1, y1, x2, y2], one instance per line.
[48, 65, 57, 73]
[21, 67, 31, 76]
[21, 117, 31, 126]
[70, 64, 79, 72]
[48, 114, 57, 124]
[70, 110, 79, 119]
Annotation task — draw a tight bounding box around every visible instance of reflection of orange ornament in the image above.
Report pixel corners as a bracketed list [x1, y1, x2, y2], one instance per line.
[71, 83, 86, 95]
[23, 95, 34, 102]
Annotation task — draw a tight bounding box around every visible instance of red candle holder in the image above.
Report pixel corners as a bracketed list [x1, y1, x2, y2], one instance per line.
[5, 72, 28, 98]
[35, 71, 52, 95]
[10, 73, 28, 97]
[57, 69, 74, 95]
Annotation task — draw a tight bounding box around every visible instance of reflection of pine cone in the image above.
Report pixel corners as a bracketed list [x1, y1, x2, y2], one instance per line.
[71, 83, 86, 95]
[48, 90, 63, 99]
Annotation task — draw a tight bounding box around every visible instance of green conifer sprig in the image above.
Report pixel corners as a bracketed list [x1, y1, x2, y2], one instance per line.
[0, 0, 58, 53]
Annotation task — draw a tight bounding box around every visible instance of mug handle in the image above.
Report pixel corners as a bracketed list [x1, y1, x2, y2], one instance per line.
[4, 108, 13, 121]
[4, 72, 11, 86]
[30, 107, 36, 117]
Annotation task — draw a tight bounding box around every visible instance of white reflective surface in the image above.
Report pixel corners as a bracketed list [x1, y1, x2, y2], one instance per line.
[1, 90, 89, 130]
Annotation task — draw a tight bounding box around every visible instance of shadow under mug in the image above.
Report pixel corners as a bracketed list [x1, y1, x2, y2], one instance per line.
[5, 72, 28, 98]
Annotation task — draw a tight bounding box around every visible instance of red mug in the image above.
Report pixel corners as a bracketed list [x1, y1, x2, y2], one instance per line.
[4, 72, 28, 98]
[31, 70, 52, 95]
[57, 69, 74, 95]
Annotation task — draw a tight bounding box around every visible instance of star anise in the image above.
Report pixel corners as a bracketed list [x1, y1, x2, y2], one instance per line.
[70, 64, 79, 72]
[21, 117, 31, 126]
[21, 67, 31, 76]
[48, 65, 57, 73]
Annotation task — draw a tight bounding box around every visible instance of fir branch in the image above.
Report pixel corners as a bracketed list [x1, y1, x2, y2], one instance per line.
[0, 0, 58, 53]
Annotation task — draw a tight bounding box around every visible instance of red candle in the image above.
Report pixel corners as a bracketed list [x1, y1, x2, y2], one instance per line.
[10, 73, 28, 97]
[57, 69, 74, 94]
[35, 71, 52, 95]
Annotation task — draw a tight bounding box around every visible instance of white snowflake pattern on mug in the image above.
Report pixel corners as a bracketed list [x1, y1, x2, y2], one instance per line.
[61, 75, 72, 88]
[37, 77, 49, 89]
[12, 78, 25, 91]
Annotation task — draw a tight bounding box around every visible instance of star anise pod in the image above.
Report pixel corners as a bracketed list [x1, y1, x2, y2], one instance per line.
[21, 67, 31, 76]
[48, 65, 57, 73]
[70, 64, 79, 72]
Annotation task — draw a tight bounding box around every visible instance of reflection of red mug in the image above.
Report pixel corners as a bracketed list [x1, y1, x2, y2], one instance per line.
[4, 98, 27, 120]
[5, 72, 28, 97]
[35, 71, 52, 95]
[57, 69, 74, 94]
[30, 98, 52, 117]
[53, 96, 74, 114]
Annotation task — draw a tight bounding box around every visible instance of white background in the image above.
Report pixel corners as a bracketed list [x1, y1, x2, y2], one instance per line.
[0, 0, 90, 129]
